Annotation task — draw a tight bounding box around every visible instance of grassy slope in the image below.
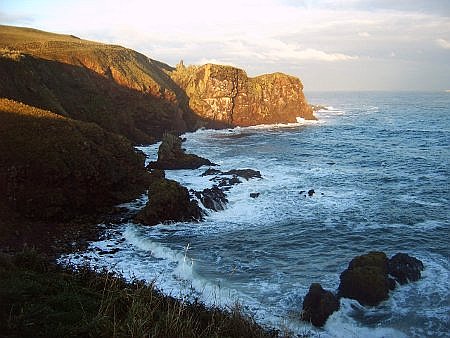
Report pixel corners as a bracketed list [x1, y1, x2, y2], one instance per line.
[0, 98, 149, 220]
[0, 25, 198, 143]
[0, 250, 276, 338]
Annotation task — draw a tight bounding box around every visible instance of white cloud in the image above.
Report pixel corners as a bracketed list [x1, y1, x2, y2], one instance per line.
[358, 32, 371, 37]
[436, 38, 450, 49]
[263, 46, 359, 62]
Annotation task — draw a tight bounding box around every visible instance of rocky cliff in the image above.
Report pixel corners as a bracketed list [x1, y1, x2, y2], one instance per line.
[171, 63, 315, 126]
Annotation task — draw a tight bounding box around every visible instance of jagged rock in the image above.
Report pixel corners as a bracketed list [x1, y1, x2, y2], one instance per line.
[171, 63, 316, 127]
[338, 251, 392, 306]
[135, 177, 203, 226]
[388, 253, 424, 285]
[301, 283, 340, 327]
[201, 168, 222, 176]
[147, 133, 215, 170]
[250, 193, 260, 198]
[194, 185, 228, 211]
[222, 169, 262, 180]
[217, 175, 242, 188]
[308, 189, 315, 197]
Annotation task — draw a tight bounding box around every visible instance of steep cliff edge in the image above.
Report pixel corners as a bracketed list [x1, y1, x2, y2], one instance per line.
[170, 63, 315, 126]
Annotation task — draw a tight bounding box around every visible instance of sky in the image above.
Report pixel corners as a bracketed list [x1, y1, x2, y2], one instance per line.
[1, 0, 449, 91]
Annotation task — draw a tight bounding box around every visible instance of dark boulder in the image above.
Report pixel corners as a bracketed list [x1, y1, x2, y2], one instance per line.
[217, 175, 242, 188]
[301, 283, 340, 327]
[250, 192, 260, 198]
[195, 185, 228, 211]
[308, 189, 315, 197]
[222, 169, 262, 180]
[388, 253, 424, 285]
[135, 177, 203, 226]
[338, 251, 392, 306]
[147, 133, 215, 170]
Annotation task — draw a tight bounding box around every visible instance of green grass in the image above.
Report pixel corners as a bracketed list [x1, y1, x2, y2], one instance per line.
[0, 250, 278, 338]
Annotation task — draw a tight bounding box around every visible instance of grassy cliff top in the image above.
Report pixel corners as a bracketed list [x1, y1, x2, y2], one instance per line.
[0, 24, 109, 52]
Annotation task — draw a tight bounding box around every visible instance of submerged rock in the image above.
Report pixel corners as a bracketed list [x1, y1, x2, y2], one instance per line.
[201, 168, 222, 176]
[217, 175, 242, 189]
[135, 177, 203, 226]
[194, 185, 228, 211]
[147, 133, 215, 170]
[388, 253, 424, 285]
[301, 283, 340, 327]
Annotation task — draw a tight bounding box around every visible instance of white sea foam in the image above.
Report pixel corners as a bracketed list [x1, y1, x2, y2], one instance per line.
[324, 299, 408, 338]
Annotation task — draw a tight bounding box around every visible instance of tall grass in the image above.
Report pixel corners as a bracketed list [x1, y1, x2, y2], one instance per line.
[0, 249, 278, 337]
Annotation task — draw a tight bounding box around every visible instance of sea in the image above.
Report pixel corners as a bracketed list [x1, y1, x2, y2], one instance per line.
[61, 91, 449, 338]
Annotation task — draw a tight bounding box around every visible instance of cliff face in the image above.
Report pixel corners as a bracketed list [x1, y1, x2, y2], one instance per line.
[171, 63, 315, 126]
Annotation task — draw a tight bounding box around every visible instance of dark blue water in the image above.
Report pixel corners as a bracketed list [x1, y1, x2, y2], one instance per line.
[63, 91, 450, 337]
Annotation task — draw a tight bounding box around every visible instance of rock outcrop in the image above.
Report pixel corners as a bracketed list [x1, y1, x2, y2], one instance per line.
[338, 251, 424, 307]
[135, 177, 203, 226]
[194, 186, 228, 211]
[338, 251, 393, 306]
[303, 251, 425, 327]
[147, 133, 215, 170]
[201, 168, 262, 190]
[301, 283, 340, 327]
[171, 63, 315, 127]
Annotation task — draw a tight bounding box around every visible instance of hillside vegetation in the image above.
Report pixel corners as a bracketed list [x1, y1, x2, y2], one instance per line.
[0, 25, 198, 143]
[0, 98, 149, 220]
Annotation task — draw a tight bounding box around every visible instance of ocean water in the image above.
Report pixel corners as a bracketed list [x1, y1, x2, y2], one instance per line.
[61, 91, 450, 337]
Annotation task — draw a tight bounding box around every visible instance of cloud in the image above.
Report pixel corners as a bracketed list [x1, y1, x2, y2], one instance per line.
[263, 46, 359, 62]
[436, 38, 450, 49]
[358, 32, 371, 37]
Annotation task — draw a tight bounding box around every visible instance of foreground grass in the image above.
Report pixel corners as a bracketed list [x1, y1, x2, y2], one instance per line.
[0, 250, 277, 338]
